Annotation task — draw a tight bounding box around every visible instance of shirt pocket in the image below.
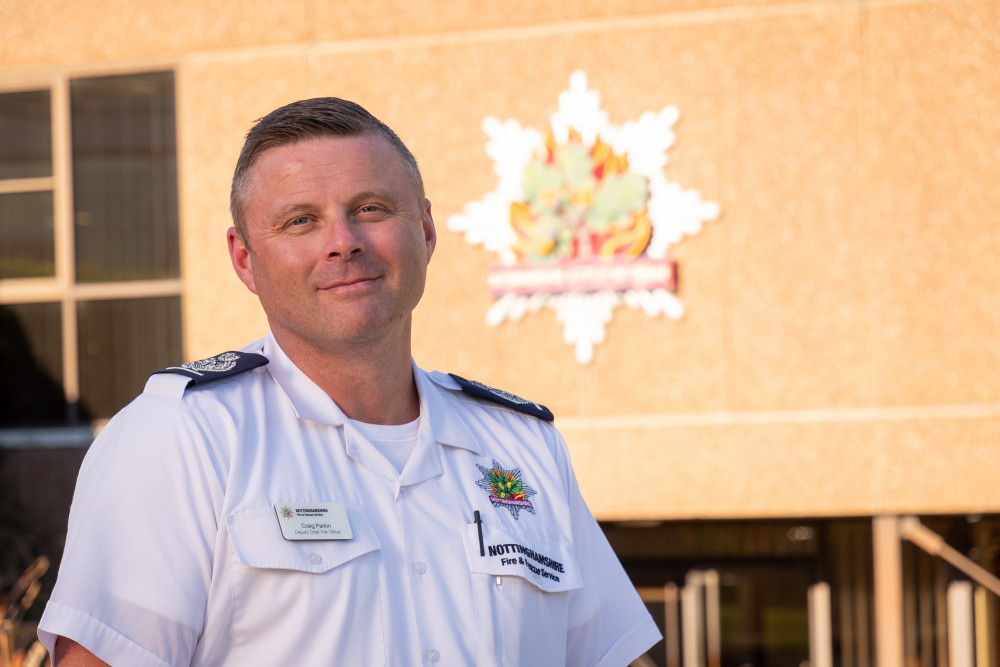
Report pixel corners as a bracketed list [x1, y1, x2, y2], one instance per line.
[463, 522, 583, 667]
[226, 505, 386, 666]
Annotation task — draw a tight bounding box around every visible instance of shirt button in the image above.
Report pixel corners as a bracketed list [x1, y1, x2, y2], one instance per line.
[308, 553, 322, 565]
[425, 649, 440, 662]
[413, 561, 428, 575]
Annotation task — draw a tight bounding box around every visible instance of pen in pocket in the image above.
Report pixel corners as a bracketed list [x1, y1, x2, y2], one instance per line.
[474, 510, 484, 556]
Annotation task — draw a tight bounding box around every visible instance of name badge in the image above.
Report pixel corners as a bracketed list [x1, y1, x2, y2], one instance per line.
[274, 502, 353, 541]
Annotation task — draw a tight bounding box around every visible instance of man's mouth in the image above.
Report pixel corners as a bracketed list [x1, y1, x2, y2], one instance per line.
[320, 276, 379, 291]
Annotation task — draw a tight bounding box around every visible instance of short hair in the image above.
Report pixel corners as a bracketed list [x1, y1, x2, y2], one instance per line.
[230, 97, 424, 247]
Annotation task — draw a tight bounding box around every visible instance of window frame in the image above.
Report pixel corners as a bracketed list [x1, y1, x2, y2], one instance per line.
[0, 66, 183, 431]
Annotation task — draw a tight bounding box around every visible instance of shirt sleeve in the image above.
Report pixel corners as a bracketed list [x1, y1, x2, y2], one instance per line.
[38, 390, 224, 667]
[555, 429, 663, 666]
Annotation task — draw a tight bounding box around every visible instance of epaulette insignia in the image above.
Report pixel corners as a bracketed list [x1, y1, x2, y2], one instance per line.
[449, 374, 554, 422]
[152, 351, 268, 386]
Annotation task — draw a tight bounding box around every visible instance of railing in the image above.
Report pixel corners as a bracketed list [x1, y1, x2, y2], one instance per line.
[633, 516, 999, 667]
[897, 516, 999, 667]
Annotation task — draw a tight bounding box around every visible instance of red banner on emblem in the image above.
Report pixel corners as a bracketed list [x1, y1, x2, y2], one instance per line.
[487, 257, 677, 297]
[490, 496, 534, 508]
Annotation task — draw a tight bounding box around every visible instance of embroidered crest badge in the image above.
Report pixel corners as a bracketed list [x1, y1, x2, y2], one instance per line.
[178, 352, 241, 374]
[450, 373, 554, 422]
[152, 351, 268, 386]
[476, 459, 537, 519]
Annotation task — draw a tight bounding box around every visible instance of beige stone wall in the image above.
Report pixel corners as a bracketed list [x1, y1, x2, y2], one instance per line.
[3, 0, 998, 519]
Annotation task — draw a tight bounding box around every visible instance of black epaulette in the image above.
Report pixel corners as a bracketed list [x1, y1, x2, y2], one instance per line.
[449, 373, 554, 422]
[152, 351, 268, 386]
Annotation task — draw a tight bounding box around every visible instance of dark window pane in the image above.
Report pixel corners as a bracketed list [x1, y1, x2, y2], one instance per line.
[71, 73, 179, 283]
[0, 90, 52, 179]
[0, 191, 55, 278]
[77, 296, 181, 419]
[719, 570, 811, 667]
[0, 303, 68, 425]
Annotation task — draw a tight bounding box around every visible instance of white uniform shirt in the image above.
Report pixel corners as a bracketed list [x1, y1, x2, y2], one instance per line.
[39, 334, 661, 666]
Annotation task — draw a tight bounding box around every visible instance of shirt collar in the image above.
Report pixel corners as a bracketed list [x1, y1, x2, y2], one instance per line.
[253, 333, 483, 457]
[258, 333, 347, 427]
[413, 365, 482, 456]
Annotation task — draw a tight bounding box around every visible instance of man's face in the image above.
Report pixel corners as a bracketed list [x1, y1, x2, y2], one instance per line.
[228, 133, 436, 356]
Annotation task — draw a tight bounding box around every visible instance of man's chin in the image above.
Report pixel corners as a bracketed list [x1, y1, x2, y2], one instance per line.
[314, 316, 411, 347]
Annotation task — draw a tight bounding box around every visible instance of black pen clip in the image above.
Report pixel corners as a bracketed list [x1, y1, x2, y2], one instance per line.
[474, 510, 484, 557]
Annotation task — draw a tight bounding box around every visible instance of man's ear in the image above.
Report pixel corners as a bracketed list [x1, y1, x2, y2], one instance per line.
[227, 227, 258, 295]
[422, 199, 437, 264]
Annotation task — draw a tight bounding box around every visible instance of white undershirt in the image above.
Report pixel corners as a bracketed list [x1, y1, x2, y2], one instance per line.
[348, 417, 420, 475]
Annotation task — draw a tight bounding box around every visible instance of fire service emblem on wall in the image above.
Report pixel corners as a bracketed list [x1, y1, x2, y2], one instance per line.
[447, 72, 720, 363]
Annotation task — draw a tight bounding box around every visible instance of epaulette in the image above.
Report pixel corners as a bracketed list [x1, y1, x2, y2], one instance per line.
[449, 373, 554, 422]
[151, 351, 269, 387]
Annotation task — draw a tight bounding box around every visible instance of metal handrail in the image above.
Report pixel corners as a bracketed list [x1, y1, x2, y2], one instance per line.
[898, 515, 1000, 597]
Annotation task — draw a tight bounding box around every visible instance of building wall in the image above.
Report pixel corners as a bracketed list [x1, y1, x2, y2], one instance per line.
[3, 0, 998, 520]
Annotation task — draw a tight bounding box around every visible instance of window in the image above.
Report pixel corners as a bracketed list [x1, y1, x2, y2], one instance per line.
[0, 72, 182, 428]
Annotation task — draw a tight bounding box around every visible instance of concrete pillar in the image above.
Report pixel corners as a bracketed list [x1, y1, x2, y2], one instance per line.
[872, 516, 904, 667]
[947, 581, 974, 667]
[809, 582, 833, 667]
[704, 570, 721, 667]
[664, 582, 681, 667]
[682, 570, 705, 667]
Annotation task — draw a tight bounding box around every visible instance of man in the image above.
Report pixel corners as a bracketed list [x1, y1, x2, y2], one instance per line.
[39, 98, 661, 666]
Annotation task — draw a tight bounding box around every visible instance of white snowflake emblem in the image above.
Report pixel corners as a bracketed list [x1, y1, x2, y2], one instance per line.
[447, 71, 720, 363]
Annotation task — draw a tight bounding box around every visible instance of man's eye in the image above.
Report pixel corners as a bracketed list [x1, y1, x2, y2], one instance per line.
[291, 216, 310, 226]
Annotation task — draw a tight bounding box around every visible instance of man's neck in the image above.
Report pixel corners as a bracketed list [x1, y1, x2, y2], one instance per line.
[271, 328, 420, 425]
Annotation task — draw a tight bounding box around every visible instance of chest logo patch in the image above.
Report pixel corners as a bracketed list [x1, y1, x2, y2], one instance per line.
[476, 458, 537, 519]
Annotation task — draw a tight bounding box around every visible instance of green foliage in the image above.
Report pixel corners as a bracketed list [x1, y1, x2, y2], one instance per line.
[587, 173, 648, 231]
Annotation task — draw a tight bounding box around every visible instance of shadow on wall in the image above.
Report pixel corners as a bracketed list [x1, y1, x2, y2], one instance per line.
[0, 306, 71, 425]
[0, 306, 92, 621]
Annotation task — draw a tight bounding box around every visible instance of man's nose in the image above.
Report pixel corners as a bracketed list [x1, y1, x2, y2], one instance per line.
[323, 218, 365, 258]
